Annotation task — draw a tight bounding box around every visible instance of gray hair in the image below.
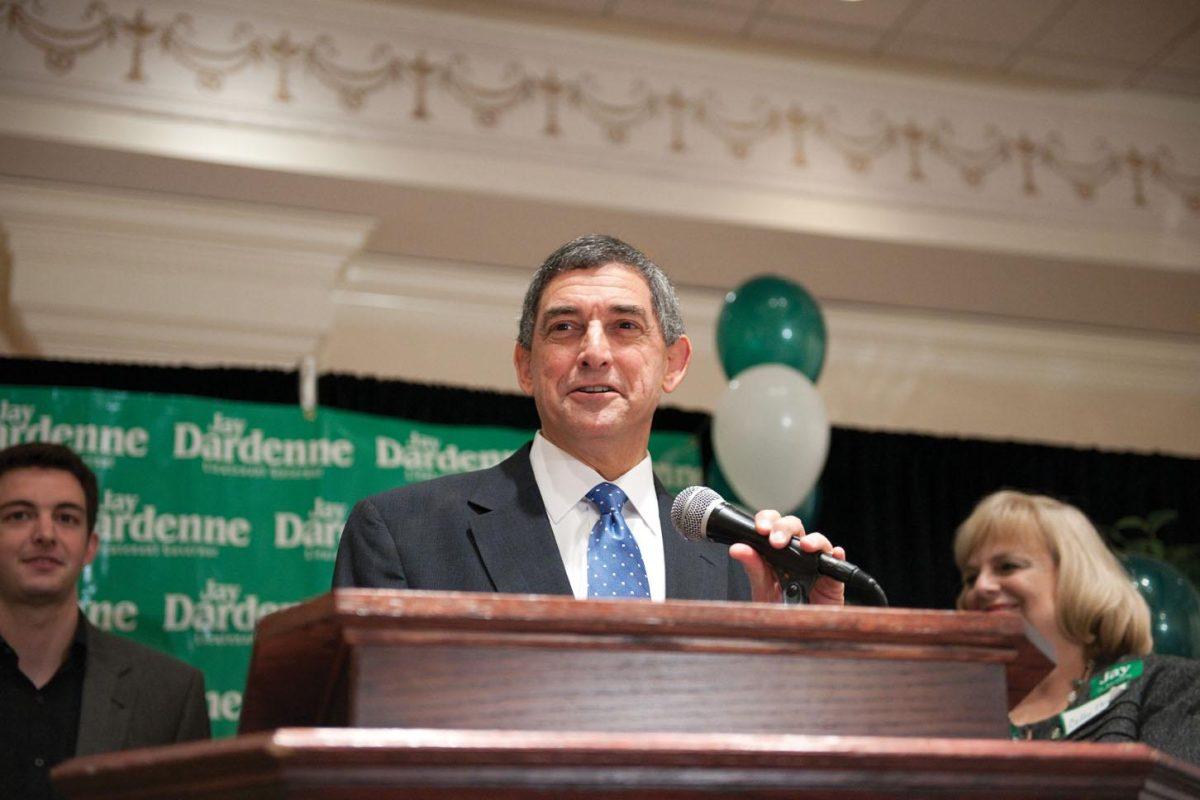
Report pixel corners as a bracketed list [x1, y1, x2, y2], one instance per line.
[517, 234, 685, 349]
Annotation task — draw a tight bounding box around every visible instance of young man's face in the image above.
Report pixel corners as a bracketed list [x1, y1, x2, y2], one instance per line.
[0, 467, 97, 608]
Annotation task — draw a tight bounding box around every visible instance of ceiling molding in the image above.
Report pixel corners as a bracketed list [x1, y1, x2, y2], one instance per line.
[0, 0, 1196, 273]
[4, 181, 1195, 454]
[0, 179, 376, 365]
[11, 309, 322, 367]
[337, 251, 1200, 400]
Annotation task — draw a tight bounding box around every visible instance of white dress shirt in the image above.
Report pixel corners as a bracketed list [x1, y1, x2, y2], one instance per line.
[529, 432, 666, 601]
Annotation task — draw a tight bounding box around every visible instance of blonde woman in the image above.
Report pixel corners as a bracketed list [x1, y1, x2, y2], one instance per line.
[955, 490, 1200, 764]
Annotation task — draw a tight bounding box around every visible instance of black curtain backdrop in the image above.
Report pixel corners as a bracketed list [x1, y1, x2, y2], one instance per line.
[3, 356, 1197, 610]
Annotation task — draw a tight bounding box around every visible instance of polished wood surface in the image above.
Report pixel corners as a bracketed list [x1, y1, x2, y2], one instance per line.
[54, 727, 1200, 799]
[57, 593, 1192, 800]
[239, 590, 1052, 738]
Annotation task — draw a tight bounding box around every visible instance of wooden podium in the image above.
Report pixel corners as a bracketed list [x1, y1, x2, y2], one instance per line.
[54, 590, 1200, 799]
[235, 589, 1051, 738]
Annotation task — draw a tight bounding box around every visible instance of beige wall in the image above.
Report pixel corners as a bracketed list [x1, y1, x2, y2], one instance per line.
[1, 0, 1197, 456]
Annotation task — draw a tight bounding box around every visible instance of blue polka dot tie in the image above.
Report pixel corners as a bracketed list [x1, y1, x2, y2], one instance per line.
[586, 482, 650, 599]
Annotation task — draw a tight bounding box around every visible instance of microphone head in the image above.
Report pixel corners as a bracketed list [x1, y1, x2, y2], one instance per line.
[670, 485, 725, 542]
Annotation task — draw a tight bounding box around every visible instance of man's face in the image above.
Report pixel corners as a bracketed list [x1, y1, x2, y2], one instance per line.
[0, 467, 97, 607]
[514, 262, 692, 461]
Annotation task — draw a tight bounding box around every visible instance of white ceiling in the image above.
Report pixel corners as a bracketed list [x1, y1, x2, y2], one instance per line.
[411, 0, 1200, 98]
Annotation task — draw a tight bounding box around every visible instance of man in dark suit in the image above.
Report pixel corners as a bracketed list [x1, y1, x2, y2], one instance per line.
[335, 234, 847, 606]
[0, 443, 210, 800]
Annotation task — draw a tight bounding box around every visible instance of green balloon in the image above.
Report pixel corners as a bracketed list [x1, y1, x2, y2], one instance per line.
[1123, 553, 1200, 658]
[717, 276, 827, 381]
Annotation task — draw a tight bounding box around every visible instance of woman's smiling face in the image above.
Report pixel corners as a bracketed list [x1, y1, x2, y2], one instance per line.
[960, 534, 1060, 644]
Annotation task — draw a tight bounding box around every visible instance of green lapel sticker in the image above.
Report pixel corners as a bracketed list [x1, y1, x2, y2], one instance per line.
[1089, 659, 1143, 698]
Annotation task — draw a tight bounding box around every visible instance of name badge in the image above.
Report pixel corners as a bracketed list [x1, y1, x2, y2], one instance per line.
[1060, 682, 1129, 737]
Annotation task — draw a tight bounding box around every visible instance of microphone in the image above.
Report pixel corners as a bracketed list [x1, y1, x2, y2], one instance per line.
[670, 485, 888, 606]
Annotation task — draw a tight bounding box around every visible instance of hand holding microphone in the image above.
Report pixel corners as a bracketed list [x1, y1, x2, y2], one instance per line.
[671, 486, 888, 606]
[746, 507, 847, 605]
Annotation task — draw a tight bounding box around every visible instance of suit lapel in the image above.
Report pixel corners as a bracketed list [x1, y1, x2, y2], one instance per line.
[658, 482, 727, 601]
[464, 446, 727, 600]
[76, 621, 134, 756]
[468, 444, 574, 596]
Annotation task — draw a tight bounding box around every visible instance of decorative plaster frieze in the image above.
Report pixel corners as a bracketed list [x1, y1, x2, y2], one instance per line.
[0, 179, 376, 365]
[1, 0, 1197, 233]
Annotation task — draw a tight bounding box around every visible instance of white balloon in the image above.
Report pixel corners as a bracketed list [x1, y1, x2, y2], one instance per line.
[712, 364, 830, 513]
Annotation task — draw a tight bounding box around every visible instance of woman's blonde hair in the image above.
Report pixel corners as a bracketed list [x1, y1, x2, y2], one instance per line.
[953, 490, 1152, 665]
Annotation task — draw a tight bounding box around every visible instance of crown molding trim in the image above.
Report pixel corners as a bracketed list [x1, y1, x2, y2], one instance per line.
[0, 179, 376, 365]
[337, 252, 1200, 401]
[1, 0, 1196, 273]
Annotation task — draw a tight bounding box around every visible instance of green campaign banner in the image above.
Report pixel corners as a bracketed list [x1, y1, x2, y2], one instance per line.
[0, 385, 702, 737]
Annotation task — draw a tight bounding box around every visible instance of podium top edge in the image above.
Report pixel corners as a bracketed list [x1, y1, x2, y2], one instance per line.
[53, 727, 1200, 789]
[255, 588, 1037, 651]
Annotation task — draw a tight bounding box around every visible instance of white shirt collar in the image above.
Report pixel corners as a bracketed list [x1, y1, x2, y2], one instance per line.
[530, 432, 661, 537]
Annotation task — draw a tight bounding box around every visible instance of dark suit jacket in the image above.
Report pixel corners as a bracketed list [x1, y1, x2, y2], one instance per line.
[75, 620, 210, 756]
[334, 443, 751, 601]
